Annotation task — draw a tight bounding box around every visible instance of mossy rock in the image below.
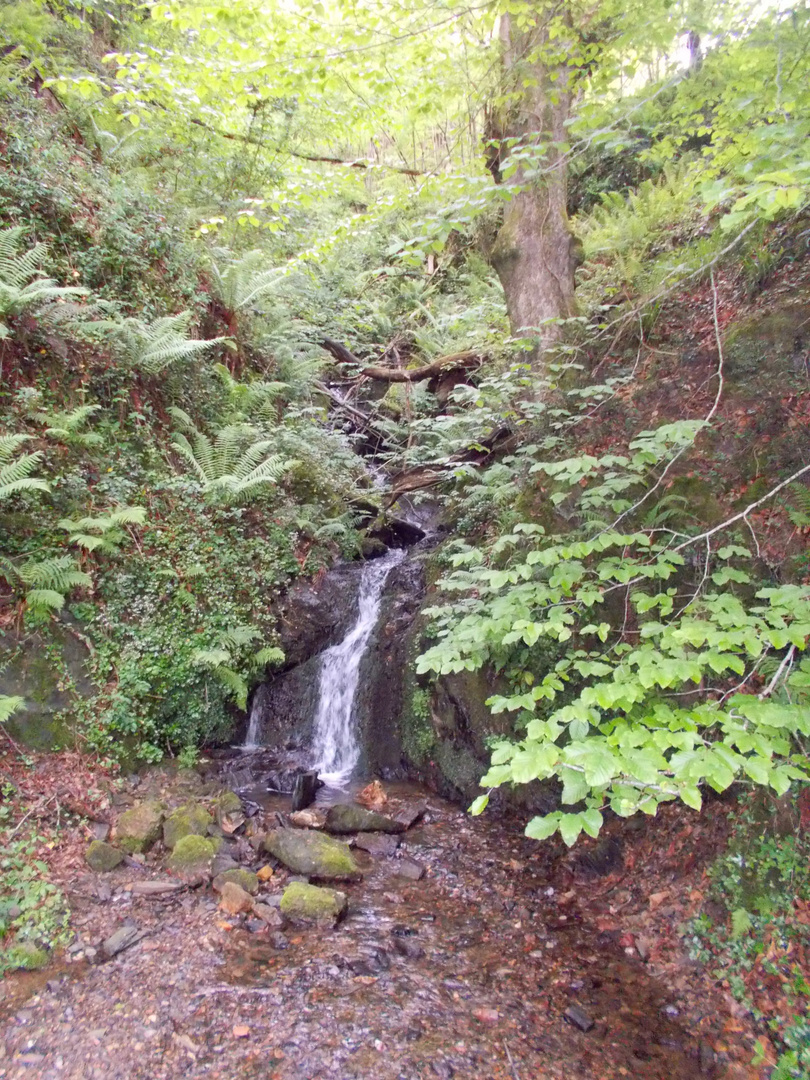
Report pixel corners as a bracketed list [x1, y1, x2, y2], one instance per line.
[213, 790, 242, 819]
[166, 834, 219, 878]
[4, 941, 49, 971]
[213, 868, 259, 895]
[263, 828, 361, 881]
[279, 881, 347, 924]
[85, 840, 124, 873]
[324, 804, 405, 835]
[115, 801, 164, 854]
[163, 803, 212, 850]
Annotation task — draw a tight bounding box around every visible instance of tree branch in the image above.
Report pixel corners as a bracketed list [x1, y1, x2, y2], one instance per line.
[319, 339, 482, 383]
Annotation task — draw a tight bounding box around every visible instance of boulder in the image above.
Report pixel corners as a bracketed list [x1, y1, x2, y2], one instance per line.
[354, 833, 400, 857]
[279, 881, 347, 924]
[85, 841, 124, 873]
[219, 882, 253, 916]
[166, 834, 219, 879]
[115, 801, 164, 854]
[325, 803, 405, 835]
[213, 868, 259, 896]
[290, 809, 326, 829]
[163, 804, 212, 850]
[263, 828, 361, 881]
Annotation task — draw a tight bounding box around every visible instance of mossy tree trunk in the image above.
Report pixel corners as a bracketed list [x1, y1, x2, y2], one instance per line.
[488, 6, 579, 364]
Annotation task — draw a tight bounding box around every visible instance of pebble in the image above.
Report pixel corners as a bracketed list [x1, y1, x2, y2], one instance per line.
[564, 1005, 595, 1033]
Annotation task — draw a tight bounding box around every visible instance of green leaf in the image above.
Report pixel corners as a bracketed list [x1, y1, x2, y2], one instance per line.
[469, 794, 489, 816]
[525, 814, 559, 841]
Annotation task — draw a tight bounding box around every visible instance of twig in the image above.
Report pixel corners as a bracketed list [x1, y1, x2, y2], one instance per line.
[504, 1039, 521, 1080]
[758, 644, 796, 700]
[7, 794, 58, 841]
[192, 985, 278, 998]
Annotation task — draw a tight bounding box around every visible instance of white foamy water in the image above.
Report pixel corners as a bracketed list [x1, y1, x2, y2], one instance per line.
[311, 549, 404, 785]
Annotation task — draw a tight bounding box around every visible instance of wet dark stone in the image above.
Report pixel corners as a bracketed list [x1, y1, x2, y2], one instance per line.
[393, 937, 425, 960]
[393, 858, 425, 881]
[291, 770, 319, 812]
[354, 832, 400, 856]
[390, 924, 418, 937]
[269, 931, 289, 950]
[564, 1005, 595, 1033]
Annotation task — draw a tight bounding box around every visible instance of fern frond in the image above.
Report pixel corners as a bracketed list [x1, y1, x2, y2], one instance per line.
[210, 666, 249, 710]
[24, 588, 65, 613]
[18, 556, 92, 592]
[0, 695, 25, 723]
[210, 250, 285, 311]
[253, 645, 285, 667]
[219, 624, 261, 651]
[191, 648, 232, 667]
[107, 311, 225, 375]
[0, 450, 49, 500]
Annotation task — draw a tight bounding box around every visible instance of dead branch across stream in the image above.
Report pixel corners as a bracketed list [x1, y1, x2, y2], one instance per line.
[319, 339, 483, 386]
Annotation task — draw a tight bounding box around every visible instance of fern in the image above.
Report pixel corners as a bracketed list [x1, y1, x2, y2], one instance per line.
[192, 626, 285, 710]
[0, 435, 49, 500]
[210, 250, 285, 312]
[788, 484, 810, 528]
[0, 227, 88, 335]
[0, 695, 25, 724]
[2, 555, 93, 616]
[59, 507, 147, 554]
[213, 364, 289, 424]
[32, 404, 103, 448]
[101, 311, 225, 375]
[171, 417, 295, 503]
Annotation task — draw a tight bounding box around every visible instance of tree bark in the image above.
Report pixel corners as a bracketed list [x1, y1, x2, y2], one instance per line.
[488, 8, 578, 363]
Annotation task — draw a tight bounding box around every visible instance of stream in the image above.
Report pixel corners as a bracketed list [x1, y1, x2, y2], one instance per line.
[0, 536, 736, 1078]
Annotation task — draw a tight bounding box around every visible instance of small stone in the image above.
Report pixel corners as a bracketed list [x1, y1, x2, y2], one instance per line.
[636, 937, 651, 962]
[564, 1005, 594, 1033]
[213, 869, 259, 896]
[279, 881, 348, 924]
[86, 841, 124, 873]
[211, 852, 240, 877]
[102, 926, 146, 959]
[472, 1007, 499, 1025]
[256, 864, 274, 882]
[289, 809, 327, 829]
[252, 903, 284, 929]
[232, 1024, 250, 1038]
[246, 919, 266, 934]
[115, 802, 164, 854]
[269, 931, 289, 950]
[393, 937, 425, 960]
[354, 833, 400, 857]
[163, 804, 212, 850]
[129, 880, 184, 897]
[91, 821, 111, 841]
[393, 858, 425, 881]
[219, 882, 253, 916]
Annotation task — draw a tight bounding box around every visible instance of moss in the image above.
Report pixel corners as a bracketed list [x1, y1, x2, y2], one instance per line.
[163, 803, 212, 850]
[115, 801, 164, 854]
[4, 941, 49, 971]
[85, 840, 124, 872]
[166, 833, 218, 874]
[263, 828, 361, 880]
[213, 868, 259, 895]
[213, 790, 242, 816]
[400, 684, 435, 767]
[279, 881, 347, 923]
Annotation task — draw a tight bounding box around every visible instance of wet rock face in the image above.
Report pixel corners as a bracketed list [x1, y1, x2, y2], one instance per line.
[263, 828, 361, 881]
[246, 552, 427, 776]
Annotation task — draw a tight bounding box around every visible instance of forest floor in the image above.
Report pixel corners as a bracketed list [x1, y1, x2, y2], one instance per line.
[0, 749, 773, 1080]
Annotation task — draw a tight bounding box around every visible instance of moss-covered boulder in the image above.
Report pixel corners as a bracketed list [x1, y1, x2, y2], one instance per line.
[166, 834, 219, 878]
[213, 868, 259, 895]
[279, 881, 347, 924]
[85, 840, 124, 872]
[163, 803, 212, 850]
[263, 828, 361, 881]
[324, 803, 405, 835]
[213, 790, 242, 819]
[115, 801, 164, 854]
[4, 940, 49, 970]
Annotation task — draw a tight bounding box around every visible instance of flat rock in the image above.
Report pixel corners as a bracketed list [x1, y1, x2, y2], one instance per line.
[252, 903, 284, 929]
[354, 832, 400, 857]
[102, 926, 148, 959]
[263, 828, 361, 881]
[564, 1005, 595, 1033]
[129, 880, 184, 897]
[325, 804, 406, 835]
[393, 857, 425, 881]
[279, 881, 347, 924]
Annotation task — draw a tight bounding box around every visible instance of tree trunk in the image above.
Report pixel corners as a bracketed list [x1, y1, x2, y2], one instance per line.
[488, 9, 578, 362]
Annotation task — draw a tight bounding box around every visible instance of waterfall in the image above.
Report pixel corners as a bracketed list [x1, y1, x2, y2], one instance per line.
[311, 549, 405, 785]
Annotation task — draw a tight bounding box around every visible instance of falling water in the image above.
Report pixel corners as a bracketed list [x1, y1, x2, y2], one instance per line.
[311, 549, 405, 785]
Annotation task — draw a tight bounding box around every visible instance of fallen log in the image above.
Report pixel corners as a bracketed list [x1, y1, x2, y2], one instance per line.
[319, 340, 482, 385]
